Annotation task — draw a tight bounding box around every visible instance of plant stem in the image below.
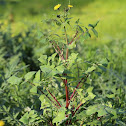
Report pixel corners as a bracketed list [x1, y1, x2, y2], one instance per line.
[69, 31, 78, 45]
[72, 102, 83, 117]
[65, 79, 69, 109]
[69, 75, 88, 103]
[64, 26, 69, 60]
[50, 41, 64, 60]
[64, 25, 69, 109]
[47, 89, 62, 107]
[29, 81, 59, 109]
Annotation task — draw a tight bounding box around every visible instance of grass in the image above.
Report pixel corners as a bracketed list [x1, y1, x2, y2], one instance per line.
[1, 0, 126, 46]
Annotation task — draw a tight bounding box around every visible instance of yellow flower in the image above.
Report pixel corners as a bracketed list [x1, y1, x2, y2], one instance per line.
[0, 120, 5, 126]
[68, 5, 73, 8]
[54, 4, 61, 10]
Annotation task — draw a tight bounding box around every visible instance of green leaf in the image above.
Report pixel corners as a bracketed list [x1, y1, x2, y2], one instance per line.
[98, 65, 106, 72]
[75, 18, 80, 24]
[67, 42, 76, 49]
[84, 32, 91, 39]
[34, 70, 40, 81]
[24, 71, 36, 81]
[116, 120, 126, 126]
[40, 65, 56, 78]
[92, 28, 98, 37]
[39, 95, 45, 102]
[48, 53, 57, 64]
[105, 107, 117, 118]
[33, 70, 41, 86]
[99, 58, 108, 67]
[19, 112, 29, 124]
[51, 53, 57, 62]
[85, 27, 91, 38]
[30, 86, 37, 93]
[86, 87, 96, 100]
[88, 20, 99, 28]
[40, 99, 50, 109]
[56, 21, 61, 26]
[106, 94, 115, 98]
[7, 76, 22, 85]
[97, 106, 107, 117]
[87, 87, 93, 93]
[38, 55, 47, 64]
[87, 92, 96, 99]
[88, 24, 95, 28]
[56, 66, 65, 74]
[78, 25, 84, 33]
[86, 105, 98, 115]
[53, 110, 66, 124]
[85, 66, 96, 74]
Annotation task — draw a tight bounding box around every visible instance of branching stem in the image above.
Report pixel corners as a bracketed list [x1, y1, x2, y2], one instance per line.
[69, 75, 88, 104]
[29, 81, 59, 108]
[47, 89, 62, 107]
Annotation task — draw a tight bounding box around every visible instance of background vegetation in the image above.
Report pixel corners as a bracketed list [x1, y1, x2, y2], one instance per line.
[0, 0, 126, 125]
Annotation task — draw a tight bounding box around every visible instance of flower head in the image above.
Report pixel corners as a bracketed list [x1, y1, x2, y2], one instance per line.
[54, 4, 61, 10]
[0, 120, 5, 126]
[68, 5, 73, 8]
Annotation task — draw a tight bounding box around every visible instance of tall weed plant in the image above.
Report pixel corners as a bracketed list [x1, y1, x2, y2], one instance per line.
[0, 0, 126, 126]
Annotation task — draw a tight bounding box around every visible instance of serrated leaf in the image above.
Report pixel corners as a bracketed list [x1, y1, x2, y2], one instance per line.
[24, 71, 36, 81]
[7, 76, 22, 85]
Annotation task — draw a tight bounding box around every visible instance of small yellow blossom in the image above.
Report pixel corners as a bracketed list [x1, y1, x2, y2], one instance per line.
[0, 120, 5, 126]
[54, 4, 61, 10]
[68, 5, 73, 8]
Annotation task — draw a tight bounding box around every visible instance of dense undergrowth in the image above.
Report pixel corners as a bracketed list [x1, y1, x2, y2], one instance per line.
[0, 21, 126, 125]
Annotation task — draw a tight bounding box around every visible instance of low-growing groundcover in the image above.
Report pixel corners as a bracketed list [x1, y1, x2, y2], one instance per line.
[0, 1, 126, 126]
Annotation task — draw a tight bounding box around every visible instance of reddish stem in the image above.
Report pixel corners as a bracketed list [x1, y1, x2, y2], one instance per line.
[62, 79, 69, 109]
[69, 77, 84, 102]
[65, 79, 69, 109]
[72, 102, 83, 117]
[69, 31, 78, 45]
[50, 41, 64, 60]
[47, 89, 62, 107]
[66, 48, 69, 60]
[29, 81, 59, 109]
[69, 75, 88, 104]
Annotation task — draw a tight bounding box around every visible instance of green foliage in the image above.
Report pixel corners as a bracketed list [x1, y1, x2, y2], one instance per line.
[0, 0, 126, 126]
